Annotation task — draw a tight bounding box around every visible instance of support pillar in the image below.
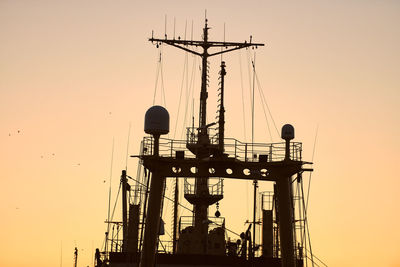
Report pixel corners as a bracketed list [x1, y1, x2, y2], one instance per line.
[276, 125, 296, 267]
[140, 134, 165, 267]
[276, 174, 295, 267]
[139, 170, 165, 267]
[121, 170, 128, 252]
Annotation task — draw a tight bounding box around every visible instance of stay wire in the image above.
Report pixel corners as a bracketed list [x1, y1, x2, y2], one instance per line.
[252, 53, 255, 146]
[110, 183, 122, 223]
[173, 21, 188, 139]
[153, 49, 162, 106]
[245, 49, 253, 219]
[125, 123, 131, 171]
[252, 59, 273, 143]
[246, 49, 253, 132]
[238, 50, 247, 142]
[160, 55, 167, 107]
[300, 177, 315, 267]
[106, 138, 115, 254]
[181, 48, 197, 139]
[102, 182, 122, 253]
[173, 48, 188, 139]
[304, 248, 328, 267]
[254, 70, 280, 139]
[306, 124, 319, 211]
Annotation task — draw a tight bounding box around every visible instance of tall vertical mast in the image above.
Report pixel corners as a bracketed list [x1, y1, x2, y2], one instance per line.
[218, 61, 226, 151]
[149, 21, 263, 140]
[121, 170, 128, 252]
[149, 20, 264, 254]
[199, 20, 209, 133]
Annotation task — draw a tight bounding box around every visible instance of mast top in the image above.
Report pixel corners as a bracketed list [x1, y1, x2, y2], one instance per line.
[149, 19, 264, 140]
[149, 19, 264, 58]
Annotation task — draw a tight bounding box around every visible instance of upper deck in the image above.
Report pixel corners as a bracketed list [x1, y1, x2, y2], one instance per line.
[140, 127, 303, 162]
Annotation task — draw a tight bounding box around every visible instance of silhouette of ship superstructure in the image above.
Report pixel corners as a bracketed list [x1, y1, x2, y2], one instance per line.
[94, 19, 314, 267]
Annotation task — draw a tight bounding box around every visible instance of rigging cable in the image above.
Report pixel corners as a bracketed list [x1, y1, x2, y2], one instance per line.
[296, 178, 307, 267]
[244, 49, 254, 220]
[153, 50, 162, 106]
[300, 176, 315, 267]
[252, 53, 255, 148]
[251, 52, 258, 253]
[246, 49, 253, 112]
[238, 50, 247, 142]
[173, 20, 188, 139]
[152, 46, 167, 107]
[306, 124, 319, 211]
[109, 183, 122, 222]
[304, 248, 328, 267]
[302, 124, 320, 266]
[168, 21, 189, 239]
[160, 54, 167, 107]
[125, 123, 131, 171]
[102, 182, 121, 253]
[181, 20, 196, 140]
[254, 68, 280, 139]
[106, 138, 115, 254]
[253, 60, 273, 143]
[180, 46, 198, 139]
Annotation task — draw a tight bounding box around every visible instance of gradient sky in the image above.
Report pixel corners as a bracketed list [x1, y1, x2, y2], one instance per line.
[1, 1, 399, 266]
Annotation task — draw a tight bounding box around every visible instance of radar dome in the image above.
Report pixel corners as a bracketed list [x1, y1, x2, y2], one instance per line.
[281, 124, 295, 140]
[144, 105, 170, 135]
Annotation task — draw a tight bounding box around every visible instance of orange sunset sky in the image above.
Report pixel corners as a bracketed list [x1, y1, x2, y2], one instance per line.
[1, 1, 399, 266]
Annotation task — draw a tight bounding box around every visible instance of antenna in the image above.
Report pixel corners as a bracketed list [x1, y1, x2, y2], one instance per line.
[106, 138, 114, 256]
[164, 14, 167, 38]
[125, 123, 131, 171]
[149, 20, 263, 132]
[221, 23, 226, 62]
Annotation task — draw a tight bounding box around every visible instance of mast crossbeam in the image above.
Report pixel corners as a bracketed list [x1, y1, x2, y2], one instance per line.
[149, 37, 264, 57]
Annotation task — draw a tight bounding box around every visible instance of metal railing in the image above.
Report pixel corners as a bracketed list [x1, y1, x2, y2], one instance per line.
[186, 127, 219, 145]
[261, 191, 274, 211]
[158, 240, 174, 254]
[141, 136, 302, 162]
[183, 178, 223, 196]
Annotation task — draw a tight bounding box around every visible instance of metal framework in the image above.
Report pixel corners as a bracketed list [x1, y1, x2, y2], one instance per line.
[135, 18, 312, 267]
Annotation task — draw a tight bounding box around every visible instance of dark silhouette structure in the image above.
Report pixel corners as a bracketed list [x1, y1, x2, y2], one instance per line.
[94, 18, 313, 267]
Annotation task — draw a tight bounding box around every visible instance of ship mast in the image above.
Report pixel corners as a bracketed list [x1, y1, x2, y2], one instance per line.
[150, 18, 263, 133]
[149, 18, 263, 254]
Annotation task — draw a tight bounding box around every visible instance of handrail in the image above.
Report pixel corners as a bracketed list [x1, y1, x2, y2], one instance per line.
[141, 135, 303, 162]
